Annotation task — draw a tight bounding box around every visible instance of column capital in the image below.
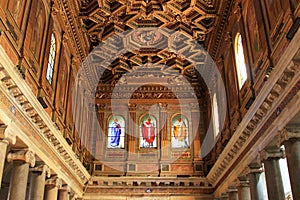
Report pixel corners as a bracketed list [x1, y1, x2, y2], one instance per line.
[278, 128, 300, 146]
[237, 175, 249, 187]
[228, 185, 238, 193]
[158, 103, 168, 111]
[59, 184, 70, 192]
[128, 103, 137, 111]
[189, 102, 200, 112]
[46, 176, 62, 188]
[258, 148, 285, 162]
[7, 150, 35, 167]
[221, 192, 229, 198]
[0, 124, 16, 145]
[247, 162, 264, 173]
[30, 164, 51, 178]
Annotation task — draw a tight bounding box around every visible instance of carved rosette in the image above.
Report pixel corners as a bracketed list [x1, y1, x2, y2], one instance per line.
[7, 150, 36, 167]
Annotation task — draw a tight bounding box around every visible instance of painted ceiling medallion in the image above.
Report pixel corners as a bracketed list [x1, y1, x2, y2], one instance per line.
[131, 30, 163, 45]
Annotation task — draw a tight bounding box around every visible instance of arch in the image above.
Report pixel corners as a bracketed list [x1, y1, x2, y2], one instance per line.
[107, 115, 126, 148]
[171, 114, 189, 148]
[234, 32, 248, 89]
[139, 114, 157, 148]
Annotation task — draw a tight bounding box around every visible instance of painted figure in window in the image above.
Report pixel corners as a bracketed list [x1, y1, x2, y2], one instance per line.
[141, 117, 156, 148]
[109, 118, 121, 147]
[172, 116, 189, 148]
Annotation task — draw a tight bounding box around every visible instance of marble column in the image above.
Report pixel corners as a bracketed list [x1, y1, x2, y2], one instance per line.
[28, 164, 51, 200]
[228, 186, 238, 200]
[44, 176, 62, 200]
[260, 148, 285, 200]
[58, 185, 69, 200]
[0, 140, 9, 189]
[248, 163, 264, 200]
[7, 150, 36, 200]
[279, 128, 300, 200]
[238, 176, 251, 200]
[0, 124, 16, 188]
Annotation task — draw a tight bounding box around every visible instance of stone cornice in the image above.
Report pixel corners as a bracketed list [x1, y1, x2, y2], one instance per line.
[207, 28, 300, 196]
[0, 46, 90, 196]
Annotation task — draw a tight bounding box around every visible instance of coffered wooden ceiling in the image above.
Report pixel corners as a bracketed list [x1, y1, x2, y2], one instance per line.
[62, 0, 233, 85]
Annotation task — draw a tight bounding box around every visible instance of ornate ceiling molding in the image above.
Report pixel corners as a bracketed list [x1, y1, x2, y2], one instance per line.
[54, 0, 233, 81]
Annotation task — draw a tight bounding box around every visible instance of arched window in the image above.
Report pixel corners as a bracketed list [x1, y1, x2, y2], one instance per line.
[171, 114, 189, 148]
[46, 33, 56, 84]
[234, 33, 248, 89]
[213, 93, 220, 138]
[107, 116, 125, 148]
[140, 115, 157, 148]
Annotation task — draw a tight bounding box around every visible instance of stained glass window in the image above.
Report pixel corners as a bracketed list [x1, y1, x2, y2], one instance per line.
[171, 114, 189, 148]
[140, 115, 157, 148]
[107, 116, 125, 148]
[46, 33, 56, 84]
[234, 33, 248, 89]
